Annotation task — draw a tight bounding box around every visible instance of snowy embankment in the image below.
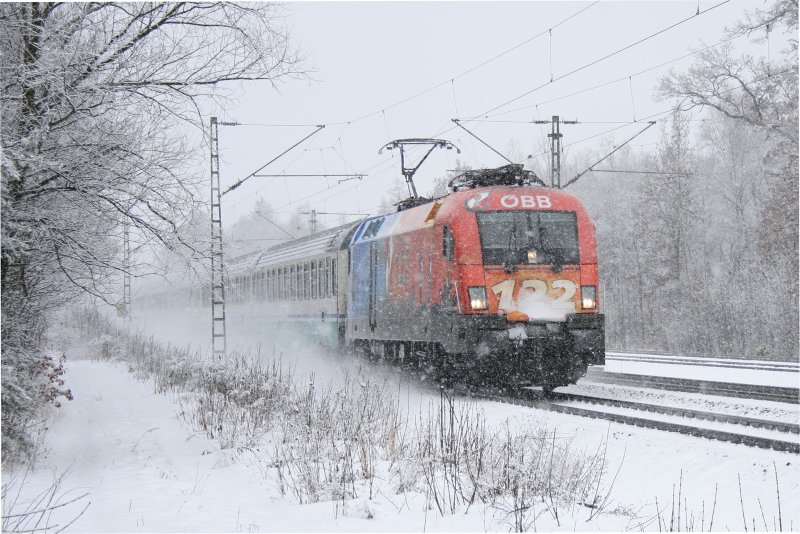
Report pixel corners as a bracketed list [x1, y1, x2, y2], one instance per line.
[3, 310, 798, 532]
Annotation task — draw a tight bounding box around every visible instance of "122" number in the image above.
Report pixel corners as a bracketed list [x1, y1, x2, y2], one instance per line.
[491, 279, 577, 311]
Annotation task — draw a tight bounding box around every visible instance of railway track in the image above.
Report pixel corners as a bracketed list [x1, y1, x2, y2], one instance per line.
[606, 352, 799, 373]
[584, 367, 800, 404]
[459, 387, 800, 454]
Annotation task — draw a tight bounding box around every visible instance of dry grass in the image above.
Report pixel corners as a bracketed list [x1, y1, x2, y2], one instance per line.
[64, 308, 615, 528]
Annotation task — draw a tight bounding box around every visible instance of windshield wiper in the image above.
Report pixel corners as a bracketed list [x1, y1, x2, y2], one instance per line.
[503, 224, 518, 273]
[550, 248, 564, 273]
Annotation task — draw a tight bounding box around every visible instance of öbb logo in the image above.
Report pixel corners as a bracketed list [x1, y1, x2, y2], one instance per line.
[465, 192, 491, 210]
[500, 194, 552, 209]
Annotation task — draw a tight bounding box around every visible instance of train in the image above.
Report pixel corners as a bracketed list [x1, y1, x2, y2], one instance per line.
[144, 164, 605, 392]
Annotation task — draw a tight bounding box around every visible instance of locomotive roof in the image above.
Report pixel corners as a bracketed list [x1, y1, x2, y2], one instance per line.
[350, 185, 591, 245]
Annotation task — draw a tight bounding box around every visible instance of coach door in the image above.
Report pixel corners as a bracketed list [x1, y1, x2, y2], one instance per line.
[369, 241, 378, 331]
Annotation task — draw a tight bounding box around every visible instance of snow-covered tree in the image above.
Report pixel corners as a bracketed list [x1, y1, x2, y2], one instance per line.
[1, 2, 305, 462]
[658, 0, 798, 359]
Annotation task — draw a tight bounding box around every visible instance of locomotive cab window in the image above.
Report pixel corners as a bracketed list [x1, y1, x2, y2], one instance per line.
[476, 211, 579, 265]
[443, 225, 455, 262]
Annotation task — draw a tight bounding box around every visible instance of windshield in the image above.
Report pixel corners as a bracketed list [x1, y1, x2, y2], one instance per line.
[476, 211, 579, 265]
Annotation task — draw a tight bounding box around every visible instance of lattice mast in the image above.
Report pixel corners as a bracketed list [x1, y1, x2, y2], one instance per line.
[209, 117, 226, 357]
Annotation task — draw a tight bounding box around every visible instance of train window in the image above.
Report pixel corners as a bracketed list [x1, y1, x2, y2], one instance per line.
[331, 258, 337, 296]
[476, 211, 579, 265]
[443, 226, 455, 262]
[325, 258, 331, 297]
[317, 260, 323, 298]
[302, 262, 308, 300]
[297, 263, 302, 300]
[311, 262, 317, 299]
[289, 265, 295, 300]
[260, 272, 265, 301]
[318, 260, 323, 298]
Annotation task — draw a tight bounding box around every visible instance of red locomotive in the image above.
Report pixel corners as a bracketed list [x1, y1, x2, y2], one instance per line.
[347, 164, 604, 391]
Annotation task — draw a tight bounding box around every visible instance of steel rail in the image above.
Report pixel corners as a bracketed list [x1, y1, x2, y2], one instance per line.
[550, 392, 800, 434]
[605, 354, 799, 372]
[462, 389, 800, 454]
[584, 368, 800, 404]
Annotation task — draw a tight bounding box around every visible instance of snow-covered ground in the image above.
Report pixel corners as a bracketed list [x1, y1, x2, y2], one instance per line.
[5, 310, 799, 532]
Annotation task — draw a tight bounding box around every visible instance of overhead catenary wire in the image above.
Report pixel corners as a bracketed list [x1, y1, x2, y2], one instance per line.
[289, 62, 791, 217]
[321, 1, 600, 127]
[563, 121, 657, 188]
[471, 0, 731, 119]
[591, 169, 692, 176]
[221, 1, 775, 223]
[477, 32, 746, 119]
[452, 119, 515, 165]
[429, 60, 788, 169]
[222, 2, 708, 212]
[253, 210, 296, 239]
[222, 125, 325, 196]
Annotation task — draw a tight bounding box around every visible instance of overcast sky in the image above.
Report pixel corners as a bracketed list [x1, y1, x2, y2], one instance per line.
[206, 1, 776, 229]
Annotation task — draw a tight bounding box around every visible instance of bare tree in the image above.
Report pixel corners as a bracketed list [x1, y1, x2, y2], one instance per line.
[1, 2, 305, 461]
[657, 0, 798, 359]
[657, 0, 797, 143]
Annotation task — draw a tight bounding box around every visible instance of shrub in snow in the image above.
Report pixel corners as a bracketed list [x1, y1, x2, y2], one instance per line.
[64, 308, 612, 526]
[1, 307, 72, 465]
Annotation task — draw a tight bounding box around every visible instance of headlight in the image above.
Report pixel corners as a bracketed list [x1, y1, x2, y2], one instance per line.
[581, 285, 597, 310]
[527, 249, 539, 263]
[468, 286, 488, 310]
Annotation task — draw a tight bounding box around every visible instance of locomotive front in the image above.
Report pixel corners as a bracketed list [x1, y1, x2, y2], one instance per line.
[441, 183, 604, 391]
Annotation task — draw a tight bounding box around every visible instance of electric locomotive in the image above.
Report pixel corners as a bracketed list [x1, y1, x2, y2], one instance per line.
[347, 164, 604, 391]
[144, 164, 604, 392]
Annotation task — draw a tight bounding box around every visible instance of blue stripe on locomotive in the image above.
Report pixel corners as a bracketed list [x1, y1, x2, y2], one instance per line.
[350, 241, 371, 319]
[348, 213, 399, 319]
